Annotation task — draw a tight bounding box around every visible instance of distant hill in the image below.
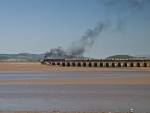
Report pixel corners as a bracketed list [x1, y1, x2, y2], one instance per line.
[0, 53, 43, 61]
[1, 53, 149, 62]
[135, 55, 150, 59]
[106, 55, 136, 59]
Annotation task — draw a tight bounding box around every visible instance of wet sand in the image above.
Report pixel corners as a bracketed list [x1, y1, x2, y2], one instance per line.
[0, 62, 150, 112]
[0, 76, 150, 85]
[0, 112, 137, 113]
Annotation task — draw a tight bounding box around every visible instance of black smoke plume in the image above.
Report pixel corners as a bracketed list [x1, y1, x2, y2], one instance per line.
[44, 47, 68, 59]
[44, 22, 109, 59]
[68, 22, 109, 56]
[44, 0, 150, 59]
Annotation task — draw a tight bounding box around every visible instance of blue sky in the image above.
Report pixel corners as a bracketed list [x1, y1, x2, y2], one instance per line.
[0, 0, 150, 58]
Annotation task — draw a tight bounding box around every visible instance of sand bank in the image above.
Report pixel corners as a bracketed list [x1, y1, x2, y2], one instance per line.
[0, 62, 150, 72]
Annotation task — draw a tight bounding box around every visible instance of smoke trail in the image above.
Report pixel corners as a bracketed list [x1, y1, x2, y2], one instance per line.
[44, 0, 150, 59]
[44, 22, 110, 59]
[44, 47, 68, 59]
[104, 0, 150, 30]
[68, 22, 110, 56]
[104, 0, 150, 10]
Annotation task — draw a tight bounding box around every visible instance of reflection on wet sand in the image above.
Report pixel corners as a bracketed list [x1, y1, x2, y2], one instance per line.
[0, 71, 150, 112]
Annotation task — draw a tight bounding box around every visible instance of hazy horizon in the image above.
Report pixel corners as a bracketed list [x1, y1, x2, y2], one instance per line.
[0, 0, 150, 58]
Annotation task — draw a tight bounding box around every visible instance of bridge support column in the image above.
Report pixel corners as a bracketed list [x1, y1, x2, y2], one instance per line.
[147, 63, 150, 67]
[127, 63, 130, 67]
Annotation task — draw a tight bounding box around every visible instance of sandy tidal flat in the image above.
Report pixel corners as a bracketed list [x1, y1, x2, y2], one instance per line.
[0, 76, 150, 85]
[0, 62, 150, 72]
[0, 62, 150, 85]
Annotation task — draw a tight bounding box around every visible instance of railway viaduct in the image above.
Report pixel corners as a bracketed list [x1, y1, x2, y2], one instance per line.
[41, 59, 150, 67]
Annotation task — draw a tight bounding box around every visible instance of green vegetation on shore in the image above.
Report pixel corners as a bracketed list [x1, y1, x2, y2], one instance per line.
[106, 55, 136, 59]
[0, 53, 149, 62]
[0, 53, 43, 62]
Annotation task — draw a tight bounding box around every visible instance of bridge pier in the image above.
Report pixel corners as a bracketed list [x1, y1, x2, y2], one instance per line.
[42, 59, 150, 68]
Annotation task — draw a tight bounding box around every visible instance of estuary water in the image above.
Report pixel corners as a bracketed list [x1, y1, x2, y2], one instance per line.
[0, 71, 150, 112]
